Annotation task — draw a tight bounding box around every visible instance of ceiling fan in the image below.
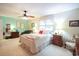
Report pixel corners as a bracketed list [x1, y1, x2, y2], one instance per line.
[21, 10, 35, 19]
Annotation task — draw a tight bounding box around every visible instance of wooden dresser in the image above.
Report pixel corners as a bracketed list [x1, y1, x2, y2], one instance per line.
[51, 35, 63, 47]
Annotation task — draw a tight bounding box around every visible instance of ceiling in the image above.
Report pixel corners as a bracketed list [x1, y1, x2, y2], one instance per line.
[0, 3, 79, 18]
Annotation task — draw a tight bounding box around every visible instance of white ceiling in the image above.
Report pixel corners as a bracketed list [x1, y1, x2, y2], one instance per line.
[0, 3, 79, 17]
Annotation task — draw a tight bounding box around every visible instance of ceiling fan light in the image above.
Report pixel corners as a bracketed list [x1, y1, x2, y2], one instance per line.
[22, 16, 28, 20]
[20, 10, 35, 20]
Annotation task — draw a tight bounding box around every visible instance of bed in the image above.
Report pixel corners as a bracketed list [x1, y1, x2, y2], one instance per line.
[19, 34, 52, 54]
[19, 34, 73, 56]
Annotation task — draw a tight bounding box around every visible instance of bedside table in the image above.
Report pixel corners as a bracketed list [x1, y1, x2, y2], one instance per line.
[11, 32, 19, 38]
[52, 35, 63, 47]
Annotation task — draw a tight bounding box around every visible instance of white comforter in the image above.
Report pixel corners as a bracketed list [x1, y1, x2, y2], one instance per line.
[20, 34, 72, 56]
[20, 34, 52, 53]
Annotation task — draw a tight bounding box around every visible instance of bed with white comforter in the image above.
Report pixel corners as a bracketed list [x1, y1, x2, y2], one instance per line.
[20, 34, 51, 53]
[20, 34, 72, 56]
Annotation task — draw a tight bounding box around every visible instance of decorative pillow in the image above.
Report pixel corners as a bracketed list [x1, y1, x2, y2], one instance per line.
[39, 30, 43, 34]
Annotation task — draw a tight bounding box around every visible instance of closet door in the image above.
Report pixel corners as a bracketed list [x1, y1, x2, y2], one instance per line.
[0, 19, 3, 39]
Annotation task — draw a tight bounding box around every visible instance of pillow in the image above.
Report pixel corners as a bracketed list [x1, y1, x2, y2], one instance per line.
[39, 30, 43, 34]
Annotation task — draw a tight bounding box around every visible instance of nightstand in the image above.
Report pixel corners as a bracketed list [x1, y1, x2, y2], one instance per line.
[11, 32, 19, 38]
[51, 35, 63, 47]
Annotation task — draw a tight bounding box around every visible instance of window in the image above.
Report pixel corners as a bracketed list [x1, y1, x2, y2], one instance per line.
[38, 20, 54, 34]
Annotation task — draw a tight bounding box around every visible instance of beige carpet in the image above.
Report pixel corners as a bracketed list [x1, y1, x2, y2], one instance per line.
[0, 38, 31, 56]
[35, 44, 72, 56]
[0, 38, 73, 56]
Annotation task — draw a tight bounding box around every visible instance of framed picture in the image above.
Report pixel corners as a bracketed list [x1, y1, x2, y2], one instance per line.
[69, 20, 79, 27]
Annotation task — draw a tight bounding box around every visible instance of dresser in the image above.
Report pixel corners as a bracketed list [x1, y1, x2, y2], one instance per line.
[51, 35, 63, 47]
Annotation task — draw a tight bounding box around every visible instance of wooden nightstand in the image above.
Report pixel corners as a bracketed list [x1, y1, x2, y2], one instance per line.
[11, 32, 19, 38]
[51, 35, 63, 47]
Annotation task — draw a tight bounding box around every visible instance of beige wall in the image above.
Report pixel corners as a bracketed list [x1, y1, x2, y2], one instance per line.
[0, 19, 3, 39]
[53, 8, 79, 41]
[39, 8, 79, 41]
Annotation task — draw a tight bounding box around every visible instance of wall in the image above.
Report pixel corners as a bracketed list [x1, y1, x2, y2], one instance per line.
[1, 16, 33, 33]
[37, 14, 55, 34]
[53, 8, 79, 41]
[39, 8, 79, 41]
[0, 18, 3, 39]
